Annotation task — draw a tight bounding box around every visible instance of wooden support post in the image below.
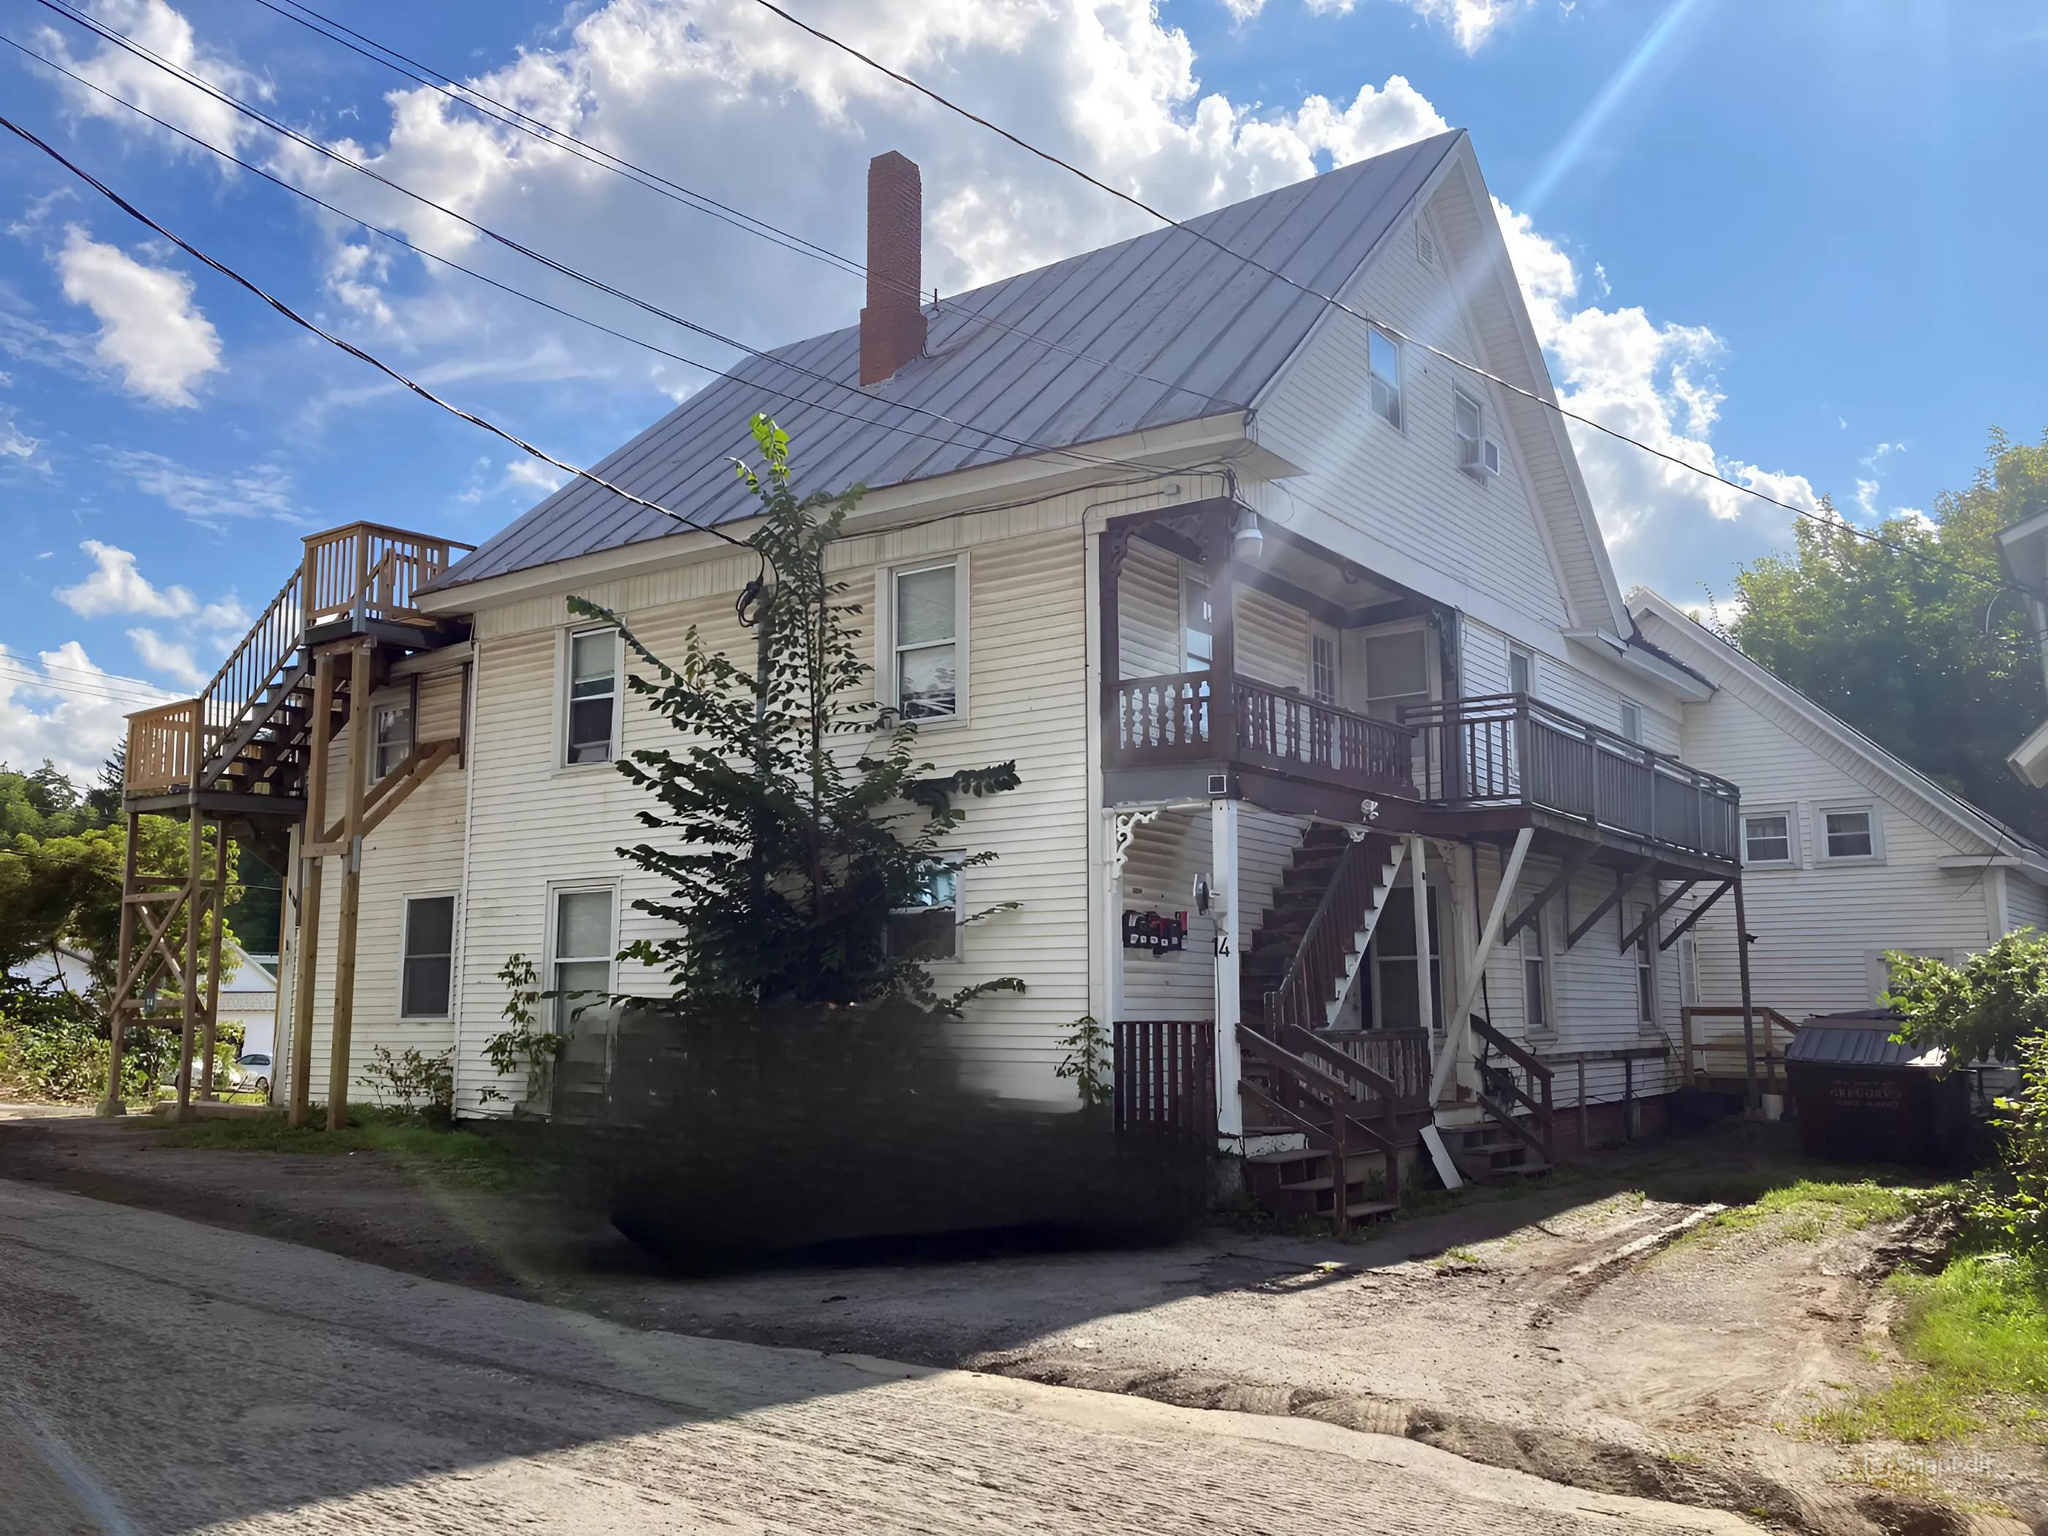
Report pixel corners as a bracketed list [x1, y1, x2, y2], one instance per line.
[273, 821, 299, 1108]
[1205, 508, 1237, 758]
[197, 820, 228, 1098]
[1733, 877, 1759, 1114]
[327, 641, 373, 1131]
[1623, 1055, 1635, 1141]
[1212, 797, 1244, 1139]
[98, 811, 142, 1118]
[1428, 827, 1534, 1106]
[289, 651, 335, 1128]
[1680, 1005, 1696, 1087]
[174, 809, 202, 1120]
[1409, 835, 1434, 1035]
[1577, 1058, 1589, 1153]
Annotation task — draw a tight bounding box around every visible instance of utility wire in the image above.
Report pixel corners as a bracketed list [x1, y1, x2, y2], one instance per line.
[749, 0, 2023, 602]
[0, 35, 1110, 472]
[0, 113, 765, 550]
[31, 0, 1189, 483]
[3, 650, 175, 696]
[0, 660, 172, 707]
[242, 0, 1236, 412]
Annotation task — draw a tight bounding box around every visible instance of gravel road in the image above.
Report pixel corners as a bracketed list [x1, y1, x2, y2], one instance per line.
[0, 1178, 1766, 1535]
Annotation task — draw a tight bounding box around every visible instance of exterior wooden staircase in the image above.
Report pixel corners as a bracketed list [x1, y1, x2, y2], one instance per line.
[1235, 826, 1432, 1231]
[106, 523, 471, 1122]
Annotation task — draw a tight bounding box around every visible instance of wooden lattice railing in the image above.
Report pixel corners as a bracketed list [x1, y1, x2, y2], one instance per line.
[1112, 1019, 1215, 1139]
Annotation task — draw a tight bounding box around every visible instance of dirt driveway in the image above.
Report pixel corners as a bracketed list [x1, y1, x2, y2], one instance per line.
[0, 1111, 2037, 1534]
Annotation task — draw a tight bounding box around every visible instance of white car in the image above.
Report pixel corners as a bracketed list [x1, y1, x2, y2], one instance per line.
[229, 1053, 273, 1096]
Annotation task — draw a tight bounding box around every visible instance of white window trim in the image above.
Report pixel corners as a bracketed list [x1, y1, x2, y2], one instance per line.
[1633, 901, 1660, 1033]
[1452, 385, 1484, 463]
[557, 623, 623, 772]
[889, 852, 966, 965]
[545, 879, 621, 1032]
[1740, 802, 1800, 870]
[369, 694, 415, 786]
[1507, 644, 1537, 700]
[1307, 619, 1341, 705]
[1520, 903, 1558, 1040]
[1618, 701, 1642, 745]
[1367, 325, 1404, 432]
[1816, 801, 1885, 865]
[877, 553, 970, 728]
[395, 890, 459, 1023]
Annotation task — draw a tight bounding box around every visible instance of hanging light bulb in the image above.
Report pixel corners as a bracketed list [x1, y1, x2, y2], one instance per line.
[1230, 507, 1264, 562]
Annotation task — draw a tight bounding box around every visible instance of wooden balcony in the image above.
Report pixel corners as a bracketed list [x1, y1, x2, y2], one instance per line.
[1403, 693, 1740, 867]
[1108, 671, 1419, 804]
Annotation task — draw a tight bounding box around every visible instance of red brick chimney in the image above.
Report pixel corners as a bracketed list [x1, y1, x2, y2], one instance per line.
[859, 151, 926, 386]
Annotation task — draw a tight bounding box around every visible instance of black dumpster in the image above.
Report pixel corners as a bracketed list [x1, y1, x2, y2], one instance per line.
[1784, 1010, 1971, 1167]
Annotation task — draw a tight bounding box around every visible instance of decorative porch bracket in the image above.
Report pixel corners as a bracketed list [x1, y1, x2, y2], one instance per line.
[1427, 826, 1534, 1107]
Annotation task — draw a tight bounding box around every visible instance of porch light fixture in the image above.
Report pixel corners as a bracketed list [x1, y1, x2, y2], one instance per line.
[1230, 507, 1264, 562]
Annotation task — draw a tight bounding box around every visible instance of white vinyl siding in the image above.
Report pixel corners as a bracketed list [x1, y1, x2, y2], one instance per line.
[288, 666, 469, 1106]
[452, 506, 1105, 1113]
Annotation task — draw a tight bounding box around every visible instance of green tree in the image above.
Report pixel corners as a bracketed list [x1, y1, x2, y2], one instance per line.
[1887, 929, 2048, 1066]
[1730, 429, 2048, 843]
[576, 415, 1024, 1017]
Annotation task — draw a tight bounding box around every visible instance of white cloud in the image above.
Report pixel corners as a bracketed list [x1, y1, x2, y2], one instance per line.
[1493, 197, 1819, 590]
[0, 641, 168, 784]
[1227, 0, 1530, 51]
[126, 626, 209, 690]
[502, 457, 570, 495]
[105, 448, 301, 525]
[54, 539, 197, 619]
[196, 596, 251, 635]
[0, 405, 43, 469]
[36, 0, 265, 159]
[54, 226, 223, 407]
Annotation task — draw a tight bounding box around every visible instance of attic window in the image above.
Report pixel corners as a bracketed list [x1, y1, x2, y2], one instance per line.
[1368, 327, 1402, 430]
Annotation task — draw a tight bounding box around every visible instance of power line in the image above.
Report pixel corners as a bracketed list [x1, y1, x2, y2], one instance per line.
[242, 0, 1234, 412]
[748, 0, 2022, 602]
[0, 115, 768, 553]
[3, 650, 174, 697]
[0, 660, 171, 707]
[0, 35, 1119, 473]
[32, 0, 1192, 484]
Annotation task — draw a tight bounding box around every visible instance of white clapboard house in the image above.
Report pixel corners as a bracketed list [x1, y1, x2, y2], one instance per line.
[112, 132, 1774, 1221]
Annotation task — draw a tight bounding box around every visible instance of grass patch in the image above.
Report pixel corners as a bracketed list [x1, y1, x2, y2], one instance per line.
[1680, 1178, 1926, 1250]
[151, 1106, 521, 1188]
[1807, 1377, 1985, 1445]
[1807, 1252, 2048, 1449]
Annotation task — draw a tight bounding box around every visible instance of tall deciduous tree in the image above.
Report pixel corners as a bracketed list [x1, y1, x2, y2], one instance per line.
[1730, 430, 2048, 843]
[573, 416, 1024, 1017]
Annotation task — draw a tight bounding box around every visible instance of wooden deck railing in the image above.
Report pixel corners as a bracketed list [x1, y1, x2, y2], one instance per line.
[1679, 1004, 1801, 1093]
[1109, 671, 1417, 800]
[302, 522, 474, 630]
[1318, 1028, 1433, 1111]
[125, 700, 203, 794]
[1404, 694, 1740, 863]
[1112, 1019, 1215, 1140]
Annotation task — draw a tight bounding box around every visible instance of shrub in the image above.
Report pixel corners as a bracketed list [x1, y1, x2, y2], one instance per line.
[356, 1044, 454, 1127]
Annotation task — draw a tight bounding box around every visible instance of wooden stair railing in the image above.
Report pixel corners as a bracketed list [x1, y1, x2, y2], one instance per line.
[1236, 1022, 1404, 1228]
[1261, 833, 1401, 1033]
[1469, 1016, 1555, 1164]
[195, 568, 304, 784]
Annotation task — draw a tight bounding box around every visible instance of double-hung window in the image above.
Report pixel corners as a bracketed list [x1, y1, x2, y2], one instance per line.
[891, 561, 960, 720]
[1454, 389, 1483, 461]
[1367, 327, 1403, 429]
[1618, 702, 1642, 744]
[1633, 905, 1657, 1028]
[549, 886, 615, 1031]
[1521, 911, 1552, 1034]
[371, 701, 413, 783]
[565, 627, 619, 765]
[1820, 804, 1881, 862]
[1309, 625, 1340, 706]
[1742, 807, 1796, 868]
[398, 894, 456, 1020]
[888, 864, 961, 961]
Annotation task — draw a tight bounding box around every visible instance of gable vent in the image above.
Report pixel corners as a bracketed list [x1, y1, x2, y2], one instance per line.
[1415, 223, 1438, 268]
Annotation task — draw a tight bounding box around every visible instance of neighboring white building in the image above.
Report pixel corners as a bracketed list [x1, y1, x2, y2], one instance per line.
[125, 133, 1765, 1213]
[8, 945, 95, 997]
[1632, 588, 2048, 1024]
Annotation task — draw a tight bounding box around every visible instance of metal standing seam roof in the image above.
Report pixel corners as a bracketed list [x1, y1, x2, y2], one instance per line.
[428, 131, 1464, 591]
[1785, 1014, 1947, 1071]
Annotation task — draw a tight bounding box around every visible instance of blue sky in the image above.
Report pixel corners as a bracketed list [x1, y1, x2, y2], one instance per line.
[2, 0, 2044, 780]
